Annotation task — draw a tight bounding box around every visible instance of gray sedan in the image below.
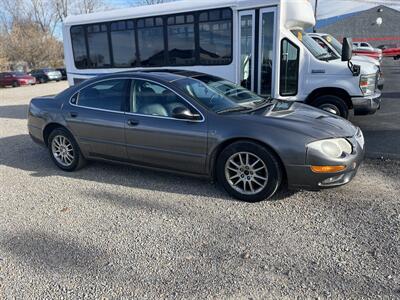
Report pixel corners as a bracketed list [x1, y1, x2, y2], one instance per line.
[28, 71, 365, 202]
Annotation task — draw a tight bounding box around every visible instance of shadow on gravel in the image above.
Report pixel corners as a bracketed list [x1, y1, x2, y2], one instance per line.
[0, 134, 231, 200]
[0, 230, 110, 276]
[0, 134, 297, 202]
[0, 104, 28, 120]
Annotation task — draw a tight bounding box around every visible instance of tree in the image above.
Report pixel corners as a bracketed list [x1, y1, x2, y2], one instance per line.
[0, 0, 106, 69]
[4, 21, 63, 68]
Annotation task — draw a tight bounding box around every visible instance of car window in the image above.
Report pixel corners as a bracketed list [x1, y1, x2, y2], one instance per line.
[77, 79, 130, 111]
[131, 79, 194, 118]
[361, 43, 369, 47]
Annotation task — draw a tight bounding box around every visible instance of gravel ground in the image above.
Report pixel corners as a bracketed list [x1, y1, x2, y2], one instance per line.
[1, 80, 400, 299]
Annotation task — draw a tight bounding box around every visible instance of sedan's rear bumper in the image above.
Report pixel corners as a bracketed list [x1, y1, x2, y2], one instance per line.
[28, 124, 45, 146]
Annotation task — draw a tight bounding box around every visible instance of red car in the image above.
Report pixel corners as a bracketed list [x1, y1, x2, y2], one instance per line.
[352, 42, 383, 61]
[378, 45, 400, 60]
[0, 72, 36, 88]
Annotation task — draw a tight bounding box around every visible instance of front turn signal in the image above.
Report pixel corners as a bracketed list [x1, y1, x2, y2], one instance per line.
[311, 165, 346, 173]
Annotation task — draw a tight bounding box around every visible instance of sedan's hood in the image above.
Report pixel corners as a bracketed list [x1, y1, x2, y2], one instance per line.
[256, 100, 357, 139]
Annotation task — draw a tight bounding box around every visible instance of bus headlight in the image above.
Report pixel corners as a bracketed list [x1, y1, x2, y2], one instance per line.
[360, 74, 376, 96]
[308, 138, 353, 158]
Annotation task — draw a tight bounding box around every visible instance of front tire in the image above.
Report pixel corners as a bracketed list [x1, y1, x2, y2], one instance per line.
[312, 95, 349, 119]
[12, 81, 20, 88]
[48, 128, 86, 171]
[216, 141, 283, 202]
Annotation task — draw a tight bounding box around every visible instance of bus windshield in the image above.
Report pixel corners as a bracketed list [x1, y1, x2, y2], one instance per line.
[174, 75, 268, 114]
[321, 34, 343, 54]
[292, 30, 332, 60]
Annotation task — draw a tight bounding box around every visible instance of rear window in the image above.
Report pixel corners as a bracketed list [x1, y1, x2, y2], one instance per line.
[76, 79, 130, 111]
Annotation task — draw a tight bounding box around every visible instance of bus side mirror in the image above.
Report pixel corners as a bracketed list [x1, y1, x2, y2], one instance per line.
[342, 37, 353, 62]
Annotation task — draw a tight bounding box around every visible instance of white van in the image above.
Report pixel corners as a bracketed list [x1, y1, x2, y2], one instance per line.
[63, 0, 381, 119]
[309, 32, 384, 91]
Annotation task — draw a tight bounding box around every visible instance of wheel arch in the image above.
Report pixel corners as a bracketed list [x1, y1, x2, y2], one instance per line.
[43, 123, 72, 146]
[306, 87, 353, 109]
[209, 137, 287, 185]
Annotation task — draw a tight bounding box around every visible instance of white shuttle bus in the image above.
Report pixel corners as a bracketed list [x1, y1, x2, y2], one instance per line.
[63, 0, 381, 119]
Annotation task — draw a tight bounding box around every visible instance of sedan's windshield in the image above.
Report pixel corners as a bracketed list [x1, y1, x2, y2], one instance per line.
[292, 30, 332, 60]
[174, 75, 269, 114]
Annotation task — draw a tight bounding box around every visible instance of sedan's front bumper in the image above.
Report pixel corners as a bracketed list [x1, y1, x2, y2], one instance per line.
[352, 91, 381, 115]
[286, 133, 365, 190]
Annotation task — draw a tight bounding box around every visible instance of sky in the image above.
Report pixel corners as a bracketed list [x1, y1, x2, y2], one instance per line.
[311, 0, 400, 19]
[105, 0, 400, 20]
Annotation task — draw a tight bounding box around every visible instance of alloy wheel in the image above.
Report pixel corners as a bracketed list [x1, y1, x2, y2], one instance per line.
[51, 135, 75, 167]
[224, 152, 268, 195]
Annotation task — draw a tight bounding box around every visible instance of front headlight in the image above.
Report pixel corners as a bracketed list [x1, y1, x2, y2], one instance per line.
[308, 138, 353, 158]
[360, 74, 376, 96]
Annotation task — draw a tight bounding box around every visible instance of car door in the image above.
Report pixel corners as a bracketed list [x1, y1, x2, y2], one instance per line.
[64, 78, 130, 161]
[3, 73, 12, 86]
[124, 79, 208, 175]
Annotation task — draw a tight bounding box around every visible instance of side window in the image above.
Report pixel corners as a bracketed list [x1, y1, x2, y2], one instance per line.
[111, 20, 137, 68]
[361, 43, 369, 47]
[71, 26, 88, 69]
[131, 80, 194, 118]
[280, 39, 299, 96]
[167, 14, 195, 66]
[137, 17, 165, 67]
[87, 24, 111, 68]
[199, 8, 233, 65]
[77, 79, 130, 111]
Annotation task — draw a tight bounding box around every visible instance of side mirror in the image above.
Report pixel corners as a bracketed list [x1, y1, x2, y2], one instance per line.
[172, 107, 201, 121]
[342, 37, 353, 61]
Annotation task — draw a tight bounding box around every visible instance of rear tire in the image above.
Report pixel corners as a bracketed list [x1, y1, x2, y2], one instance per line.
[216, 141, 283, 202]
[48, 128, 86, 172]
[312, 95, 349, 119]
[12, 81, 19, 88]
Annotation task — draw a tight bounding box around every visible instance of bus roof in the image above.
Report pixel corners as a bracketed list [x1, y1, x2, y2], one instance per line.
[63, 0, 278, 26]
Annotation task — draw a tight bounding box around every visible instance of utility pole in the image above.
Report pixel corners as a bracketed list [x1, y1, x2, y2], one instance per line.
[313, 0, 318, 33]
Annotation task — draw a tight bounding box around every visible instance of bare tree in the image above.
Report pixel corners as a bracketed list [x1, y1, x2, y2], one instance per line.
[4, 21, 63, 68]
[0, 0, 106, 69]
[28, 0, 59, 34]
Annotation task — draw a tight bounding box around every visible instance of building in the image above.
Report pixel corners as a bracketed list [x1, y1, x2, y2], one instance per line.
[316, 5, 400, 47]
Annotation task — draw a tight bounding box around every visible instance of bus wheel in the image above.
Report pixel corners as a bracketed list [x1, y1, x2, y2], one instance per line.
[312, 95, 349, 119]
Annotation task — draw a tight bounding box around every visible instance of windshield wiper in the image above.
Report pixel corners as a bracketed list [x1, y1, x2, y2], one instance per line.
[216, 106, 253, 114]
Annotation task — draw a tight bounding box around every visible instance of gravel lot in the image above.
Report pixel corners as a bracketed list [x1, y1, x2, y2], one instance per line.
[1, 68, 400, 299]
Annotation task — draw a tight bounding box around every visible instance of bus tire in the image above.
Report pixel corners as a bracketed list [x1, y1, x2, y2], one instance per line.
[312, 95, 349, 119]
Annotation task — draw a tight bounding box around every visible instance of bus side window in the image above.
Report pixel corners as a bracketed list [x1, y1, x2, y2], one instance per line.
[87, 24, 111, 68]
[137, 17, 165, 67]
[199, 8, 233, 65]
[71, 26, 88, 69]
[111, 20, 137, 68]
[167, 14, 196, 66]
[280, 39, 299, 96]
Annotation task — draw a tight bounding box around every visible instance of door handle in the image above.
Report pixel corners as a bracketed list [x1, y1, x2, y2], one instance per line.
[69, 112, 78, 118]
[127, 119, 139, 127]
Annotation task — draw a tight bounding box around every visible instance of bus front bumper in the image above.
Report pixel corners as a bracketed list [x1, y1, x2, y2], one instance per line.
[352, 91, 381, 115]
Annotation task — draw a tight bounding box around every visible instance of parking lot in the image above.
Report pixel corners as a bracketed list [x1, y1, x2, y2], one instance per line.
[0, 63, 400, 298]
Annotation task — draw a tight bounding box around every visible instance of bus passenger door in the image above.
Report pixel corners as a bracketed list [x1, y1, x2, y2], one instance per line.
[238, 8, 277, 97]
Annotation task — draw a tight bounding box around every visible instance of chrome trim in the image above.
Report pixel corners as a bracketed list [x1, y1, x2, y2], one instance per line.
[68, 76, 206, 123]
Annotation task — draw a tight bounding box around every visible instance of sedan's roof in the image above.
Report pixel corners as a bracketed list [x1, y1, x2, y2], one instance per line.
[114, 69, 217, 83]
